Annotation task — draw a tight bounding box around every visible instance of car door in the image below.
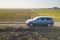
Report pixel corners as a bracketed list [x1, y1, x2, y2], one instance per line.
[33, 18, 41, 26]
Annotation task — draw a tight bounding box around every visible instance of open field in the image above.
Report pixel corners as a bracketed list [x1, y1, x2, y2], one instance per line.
[31, 9, 60, 21]
[0, 9, 31, 22]
[0, 9, 60, 21]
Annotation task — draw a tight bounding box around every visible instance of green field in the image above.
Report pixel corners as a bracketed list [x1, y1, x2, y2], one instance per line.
[0, 9, 60, 22]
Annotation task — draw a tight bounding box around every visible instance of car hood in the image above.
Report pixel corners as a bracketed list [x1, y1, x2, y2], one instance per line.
[26, 19, 33, 23]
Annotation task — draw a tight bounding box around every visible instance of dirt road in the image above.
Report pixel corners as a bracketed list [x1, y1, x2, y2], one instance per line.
[0, 22, 60, 28]
[54, 22, 60, 26]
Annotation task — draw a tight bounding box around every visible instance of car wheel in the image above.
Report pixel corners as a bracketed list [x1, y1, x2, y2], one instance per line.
[29, 24, 33, 27]
[48, 24, 51, 28]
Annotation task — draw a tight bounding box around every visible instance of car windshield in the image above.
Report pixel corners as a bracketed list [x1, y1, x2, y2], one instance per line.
[33, 17, 40, 20]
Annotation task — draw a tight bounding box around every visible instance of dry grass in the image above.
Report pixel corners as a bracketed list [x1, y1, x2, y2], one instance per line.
[0, 9, 60, 22]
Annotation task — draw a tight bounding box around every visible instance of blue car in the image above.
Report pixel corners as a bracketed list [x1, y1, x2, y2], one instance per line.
[26, 16, 54, 27]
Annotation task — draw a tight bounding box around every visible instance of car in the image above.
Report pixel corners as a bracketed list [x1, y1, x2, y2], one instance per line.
[26, 16, 54, 27]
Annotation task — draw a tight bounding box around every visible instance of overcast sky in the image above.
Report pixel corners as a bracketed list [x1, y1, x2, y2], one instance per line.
[0, 0, 60, 9]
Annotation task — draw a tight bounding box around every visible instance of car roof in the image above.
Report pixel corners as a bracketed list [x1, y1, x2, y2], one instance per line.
[36, 16, 51, 17]
[33, 16, 52, 20]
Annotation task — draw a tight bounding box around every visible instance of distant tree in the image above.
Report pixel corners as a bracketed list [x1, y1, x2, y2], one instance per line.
[53, 7, 60, 9]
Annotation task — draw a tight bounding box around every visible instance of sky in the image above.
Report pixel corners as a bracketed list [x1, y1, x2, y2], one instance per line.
[0, 0, 60, 9]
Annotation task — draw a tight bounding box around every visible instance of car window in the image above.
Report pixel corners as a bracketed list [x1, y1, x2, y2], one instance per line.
[46, 18, 52, 21]
[35, 17, 52, 21]
[40, 18, 45, 21]
[40, 18, 52, 21]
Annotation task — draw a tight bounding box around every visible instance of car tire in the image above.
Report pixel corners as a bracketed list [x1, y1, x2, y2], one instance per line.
[48, 24, 51, 28]
[29, 24, 33, 27]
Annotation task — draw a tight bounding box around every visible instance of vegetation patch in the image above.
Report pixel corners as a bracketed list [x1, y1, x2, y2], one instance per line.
[0, 25, 60, 40]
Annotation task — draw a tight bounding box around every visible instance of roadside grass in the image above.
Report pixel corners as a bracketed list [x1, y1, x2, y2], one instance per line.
[0, 25, 60, 40]
[31, 26, 60, 40]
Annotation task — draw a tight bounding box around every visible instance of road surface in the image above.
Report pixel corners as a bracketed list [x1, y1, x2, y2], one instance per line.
[0, 22, 60, 28]
[54, 22, 60, 26]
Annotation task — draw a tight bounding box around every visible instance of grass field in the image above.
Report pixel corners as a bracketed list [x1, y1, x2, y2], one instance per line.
[0, 9, 60, 22]
[31, 9, 60, 21]
[0, 9, 31, 22]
